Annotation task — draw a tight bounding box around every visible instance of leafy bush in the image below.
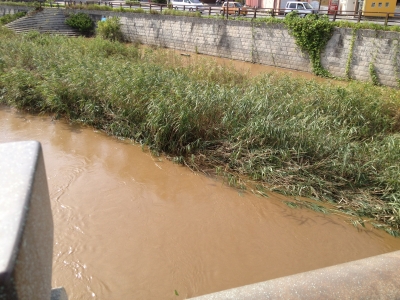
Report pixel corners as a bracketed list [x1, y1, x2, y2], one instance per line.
[0, 11, 26, 25]
[96, 16, 123, 42]
[65, 12, 94, 34]
[284, 12, 334, 76]
[162, 9, 201, 17]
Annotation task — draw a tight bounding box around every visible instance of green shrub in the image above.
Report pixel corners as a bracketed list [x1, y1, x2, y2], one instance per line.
[96, 16, 123, 42]
[162, 9, 201, 17]
[65, 12, 94, 34]
[0, 11, 26, 25]
[284, 12, 334, 76]
[125, 0, 140, 4]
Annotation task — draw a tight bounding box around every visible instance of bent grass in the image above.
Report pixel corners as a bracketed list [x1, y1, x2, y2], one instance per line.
[1, 28, 400, 235]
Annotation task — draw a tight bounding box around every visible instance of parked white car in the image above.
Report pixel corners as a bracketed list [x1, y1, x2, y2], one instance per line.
[284, 1, 317, 16]
[171, 0, 206, 12]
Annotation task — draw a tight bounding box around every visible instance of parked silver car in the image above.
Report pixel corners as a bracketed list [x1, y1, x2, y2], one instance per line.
[284, 1, 316, 16]
[171, 0, 206, 12]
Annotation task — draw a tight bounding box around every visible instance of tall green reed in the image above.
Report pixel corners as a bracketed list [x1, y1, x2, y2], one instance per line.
[1, 29, 400, 232]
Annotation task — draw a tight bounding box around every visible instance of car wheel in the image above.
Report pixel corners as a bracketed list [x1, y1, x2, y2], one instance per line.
[234, 11, 239, 16]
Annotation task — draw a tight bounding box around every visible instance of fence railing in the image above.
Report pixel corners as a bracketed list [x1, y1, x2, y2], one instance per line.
[1, 0, 400, 26]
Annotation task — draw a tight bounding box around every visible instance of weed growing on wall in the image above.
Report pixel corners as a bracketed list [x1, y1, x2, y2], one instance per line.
[345, 29, 357, 79]
[284, 12, 334, 77]
[96, 16, 123, 42]
[369, 62, 380, 85]
[162, 9, 201, 17]
[393, 39, 400, 87]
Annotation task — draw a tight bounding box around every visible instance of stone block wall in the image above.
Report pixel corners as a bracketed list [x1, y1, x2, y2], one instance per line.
[119, 14, 312, 73]
[117, 13, 400, 86]
[322, 27, 400, 87]
[0, 5, 32, 16]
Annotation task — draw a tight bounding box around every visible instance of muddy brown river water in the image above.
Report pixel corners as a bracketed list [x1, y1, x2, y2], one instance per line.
[1, 64, 400, 299]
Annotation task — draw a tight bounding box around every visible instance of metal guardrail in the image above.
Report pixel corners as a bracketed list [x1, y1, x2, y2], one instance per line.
[1, 0, 399, 25]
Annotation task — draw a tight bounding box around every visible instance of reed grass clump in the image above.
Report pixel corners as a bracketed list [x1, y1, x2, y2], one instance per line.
[1, 29, 400, 234]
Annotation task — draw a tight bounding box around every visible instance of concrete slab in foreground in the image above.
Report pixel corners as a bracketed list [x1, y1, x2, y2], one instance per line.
[190, 250, 400, 299]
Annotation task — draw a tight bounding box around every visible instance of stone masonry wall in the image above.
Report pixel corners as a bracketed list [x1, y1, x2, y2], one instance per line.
[119, 14, 313, 73]
[322, 27, 400, 87]
[116, 13, 400, 86]
[0, 5, 32, 16]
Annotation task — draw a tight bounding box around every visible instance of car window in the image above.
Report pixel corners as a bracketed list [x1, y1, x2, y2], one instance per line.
[289, 3, 296, 8]
[191, 0, 202, 3]
[304, 3, 313, 8]
[229, 3, 234, 7]
[235, 2, 243, 7]
[297, 3, 304, 8]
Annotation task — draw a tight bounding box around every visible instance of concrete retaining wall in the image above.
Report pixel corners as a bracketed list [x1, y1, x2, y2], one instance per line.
[109, 12, 400, 86]
[0, 5, 33, 16]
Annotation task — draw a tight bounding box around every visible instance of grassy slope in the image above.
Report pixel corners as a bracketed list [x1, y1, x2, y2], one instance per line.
[1, 27, 400, 234]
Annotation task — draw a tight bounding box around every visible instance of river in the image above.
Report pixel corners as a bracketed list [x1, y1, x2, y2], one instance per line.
[1, 67, 399, 299]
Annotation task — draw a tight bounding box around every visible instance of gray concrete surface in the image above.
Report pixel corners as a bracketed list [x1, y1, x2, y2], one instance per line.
[0, 141, 55, 299]
[190, 250, 400, 299]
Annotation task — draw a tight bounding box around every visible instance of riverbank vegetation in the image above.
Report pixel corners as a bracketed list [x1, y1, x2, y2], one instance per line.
[1, 27, 400, 235]
[0, 10, 25, 24]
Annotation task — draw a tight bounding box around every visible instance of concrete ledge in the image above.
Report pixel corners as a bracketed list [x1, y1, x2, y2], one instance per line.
[0, 141, 54, 299]
[189, 250, 400, 299]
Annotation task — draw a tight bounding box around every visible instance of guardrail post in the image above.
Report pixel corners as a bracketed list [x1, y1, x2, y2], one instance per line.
[271, 8, 274, 17]
[120, 2, 122, 7]
[161, 4, 163, 12]
[384, 12, 389, 26]
[253, 6, 257, 18]
[333, 10, 337, 21]
[357, 9, 362, 22]
[149, 3, 151, 11]
[208, 6, 211, 15]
